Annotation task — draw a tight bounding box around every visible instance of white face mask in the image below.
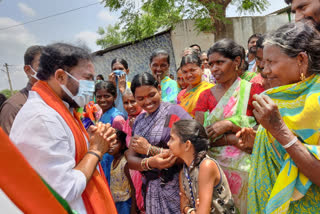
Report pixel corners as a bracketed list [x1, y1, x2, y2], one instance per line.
[29, 65, 39, 80]
[60, 71, 95, 108]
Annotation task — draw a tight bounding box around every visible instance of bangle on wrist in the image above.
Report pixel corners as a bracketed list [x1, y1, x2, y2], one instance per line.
[282, 136, 298, 149]
[183, 206, 190, 214]
[224, 134, 228, 145]
[87, 150, 102, 161]
[187, 208, 195, 214]
[147, 144, 151, 156]
[146, 158, 152, 170]
[141, 158, 152, 171]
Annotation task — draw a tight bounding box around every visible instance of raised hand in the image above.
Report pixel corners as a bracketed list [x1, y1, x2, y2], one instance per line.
[148, 151, 177, 169]
[88, 122, 117, 155]
[131, 135, 151, 155]
[119, 74, 127, 94]
[252, 94, 285, 136]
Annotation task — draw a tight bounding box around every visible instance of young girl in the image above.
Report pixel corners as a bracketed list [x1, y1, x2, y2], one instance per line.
[109, 130, 136, 214]
[168, 120, 235, 214]
[95, 81, 126, 184]
[95, 81, 125, 130]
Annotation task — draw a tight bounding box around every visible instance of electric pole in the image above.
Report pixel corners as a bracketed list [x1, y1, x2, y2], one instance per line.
[4, 63, 13, 96]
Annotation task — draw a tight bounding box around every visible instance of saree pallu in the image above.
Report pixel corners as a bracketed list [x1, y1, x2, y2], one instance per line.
[204, 78, 255, 214]
[240, 71, 257, 82]
[248, 74, 320, 214]
[178, 81, 214, 117]
[161, 76, 180, 104]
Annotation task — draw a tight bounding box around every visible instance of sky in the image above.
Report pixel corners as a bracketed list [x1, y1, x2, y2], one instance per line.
[0, 0, 288, 91]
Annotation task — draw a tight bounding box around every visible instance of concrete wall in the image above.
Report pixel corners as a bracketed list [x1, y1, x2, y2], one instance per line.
[170, 14, 291, 67]
[170, 19, 215, 68]
[92, 13, 291, 77]
[92, 32, 177, 82]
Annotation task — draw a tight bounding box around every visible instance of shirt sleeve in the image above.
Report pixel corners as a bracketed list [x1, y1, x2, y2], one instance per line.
[194, 89, 212, 113]
[0, 102, 20, 135]
[10, 113, 87, 204]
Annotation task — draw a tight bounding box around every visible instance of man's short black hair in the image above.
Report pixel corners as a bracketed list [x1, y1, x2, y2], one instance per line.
[24, 45, 44, 65]
[247, 33, 262, 44]
[189, 44, 201, 52]
[256, 36, 265, 49]
[284, 0, 292, 4]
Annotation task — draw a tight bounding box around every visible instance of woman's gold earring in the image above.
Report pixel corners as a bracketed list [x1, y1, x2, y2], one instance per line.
[235, 66, 239, 71]
[300, 73, 306, 81]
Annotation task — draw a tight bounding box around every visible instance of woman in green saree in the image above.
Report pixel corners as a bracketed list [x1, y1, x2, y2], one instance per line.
[247, 22, 320, 213]
[194, 39, 264, 213]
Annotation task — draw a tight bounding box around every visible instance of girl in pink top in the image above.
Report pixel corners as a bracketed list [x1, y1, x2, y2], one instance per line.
[122, 89, 145, 212]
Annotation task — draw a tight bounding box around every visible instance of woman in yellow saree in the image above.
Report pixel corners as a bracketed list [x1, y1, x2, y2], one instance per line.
[177, 53, 214, 117]
[248, 22, 320, 213]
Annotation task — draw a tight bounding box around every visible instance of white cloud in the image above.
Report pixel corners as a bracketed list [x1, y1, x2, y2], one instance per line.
[0, 17, 38, 90]
[97, 11, 117, 23]
[74, 31, 100, 52]
[17, 2, 36, 17]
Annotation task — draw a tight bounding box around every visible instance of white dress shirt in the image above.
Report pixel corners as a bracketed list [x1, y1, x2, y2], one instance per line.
[10, 91, 87, 214]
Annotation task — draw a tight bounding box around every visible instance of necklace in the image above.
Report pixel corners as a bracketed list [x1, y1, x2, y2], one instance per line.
[112, 156, 122, 170]
[183, 163, 196, 208]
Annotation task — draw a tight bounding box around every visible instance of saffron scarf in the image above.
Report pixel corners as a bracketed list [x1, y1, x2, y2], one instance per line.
[178, 81, 214, 117]
[32, 81, 117, 214]
[248, 74, 320, 214]
[0, 128, 74, 213]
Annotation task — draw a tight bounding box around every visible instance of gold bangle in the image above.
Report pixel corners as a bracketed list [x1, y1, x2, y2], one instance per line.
[146, 158, 152, 170]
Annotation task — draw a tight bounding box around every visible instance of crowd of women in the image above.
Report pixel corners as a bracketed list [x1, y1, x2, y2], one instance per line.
[2, 10, 320, 214]
[67, 19, 320, 214]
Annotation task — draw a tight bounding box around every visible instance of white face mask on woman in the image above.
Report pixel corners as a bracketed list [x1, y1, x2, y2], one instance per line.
[60, 71, 95, 108]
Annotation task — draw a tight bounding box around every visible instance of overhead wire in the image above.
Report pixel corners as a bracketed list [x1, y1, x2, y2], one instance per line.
[0, 2, 101, 31]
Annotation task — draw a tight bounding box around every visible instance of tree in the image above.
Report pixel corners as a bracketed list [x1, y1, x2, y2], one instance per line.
[97, 0, 269, 48]
[0, 89, 18, 98]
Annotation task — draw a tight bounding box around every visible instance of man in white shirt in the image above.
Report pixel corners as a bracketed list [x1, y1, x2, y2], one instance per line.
[10, 43, 117, 214]
[247, 33, 262, 72]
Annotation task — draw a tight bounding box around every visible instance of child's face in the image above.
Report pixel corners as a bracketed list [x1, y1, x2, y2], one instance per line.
[95, 89, 115, 113]
[108, 139, 122, 156]
[123, 93, 142, 116]
[167, 127, 184, 157]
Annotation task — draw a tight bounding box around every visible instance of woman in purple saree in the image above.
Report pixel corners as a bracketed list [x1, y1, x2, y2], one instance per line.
[126, 72, 191, 213]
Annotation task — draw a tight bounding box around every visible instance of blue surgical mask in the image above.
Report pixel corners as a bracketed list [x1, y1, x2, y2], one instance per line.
[60, 71, 95, 108]
[29, 65, 39, 80]
[113, 70, 126, 77]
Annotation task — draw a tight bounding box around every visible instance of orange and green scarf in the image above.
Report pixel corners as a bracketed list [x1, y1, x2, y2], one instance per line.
[32, 81, 118, 214]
